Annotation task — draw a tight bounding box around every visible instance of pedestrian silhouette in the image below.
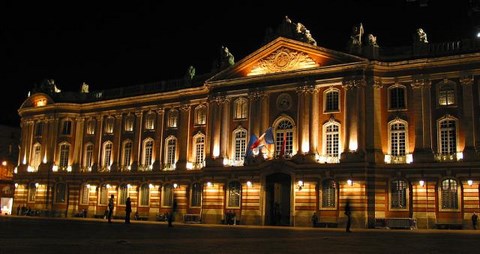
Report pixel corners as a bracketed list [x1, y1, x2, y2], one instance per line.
[345, 199, 352, 232]
[125, 197, 132, 224]
[472, 212, 478, 230]
[107, 194, 114, 223]
[311, 212, 318, 227]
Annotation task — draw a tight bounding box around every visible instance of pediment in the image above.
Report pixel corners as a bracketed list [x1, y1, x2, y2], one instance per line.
[209, 37, 366, 82]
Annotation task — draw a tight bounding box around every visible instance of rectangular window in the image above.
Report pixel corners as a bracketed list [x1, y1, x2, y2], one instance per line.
[390, 87, 406, 109]
[55, 184, 66, 203]
[140, 185, 150, 206]
[81, 185, 89, 205]
[61, 120, 72, 135]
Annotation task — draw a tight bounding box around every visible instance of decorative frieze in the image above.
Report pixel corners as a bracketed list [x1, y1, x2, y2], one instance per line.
[248, 47, 318, 76]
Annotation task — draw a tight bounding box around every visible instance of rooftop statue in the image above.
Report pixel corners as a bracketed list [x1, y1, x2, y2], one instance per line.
[349, 23, 364, 47]
[220, 46, 235, 69]
[39, 79, 61, 94]
[80, 82, 89, 93]
[264, 16, 317, 46]
[415, 28, 428, 43]
[185, 65, 196, 80]
[367, 34, 379, 47]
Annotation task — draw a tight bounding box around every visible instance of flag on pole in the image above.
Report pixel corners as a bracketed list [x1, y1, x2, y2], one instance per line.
[250, 127, 274, 150]
[279, 132, 287, 157]
[245, 134, 258, 157]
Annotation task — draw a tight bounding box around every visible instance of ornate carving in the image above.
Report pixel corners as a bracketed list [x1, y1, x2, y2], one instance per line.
[460, 76, 474, 86]
[248, 90, 265, 101]
[180, 104, 191, 112]
[342, 79, 365, 90]
[411, 79, 431, 89]
[248, 48, 318, 76]
[373, 79, 383, 89]
[209, 95, 227, 105]
[276, 93, 292, 111]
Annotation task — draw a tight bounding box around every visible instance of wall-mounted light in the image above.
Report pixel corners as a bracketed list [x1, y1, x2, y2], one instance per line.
[297, 180, 304, 191]
[14, 183, 18, 188]
[419, 180, 425, 187]
[173, 183, 178, 189]
[468, 179, 473, 186]
[207, 181, 213, 187]
[246, 180, 253, 188]
[149, 183, 154, 189]
[347, 179, 353, 186]
[35, 182, 39, 188]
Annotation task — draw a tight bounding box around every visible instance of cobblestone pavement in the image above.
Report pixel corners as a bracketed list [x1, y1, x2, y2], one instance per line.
[0, 216, 478, 254]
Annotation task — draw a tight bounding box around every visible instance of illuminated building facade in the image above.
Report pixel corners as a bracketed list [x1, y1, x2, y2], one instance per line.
[13, 19, 480, 229]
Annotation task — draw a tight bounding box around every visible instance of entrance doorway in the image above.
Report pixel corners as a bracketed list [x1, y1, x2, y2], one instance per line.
[265, 173, 291, 226]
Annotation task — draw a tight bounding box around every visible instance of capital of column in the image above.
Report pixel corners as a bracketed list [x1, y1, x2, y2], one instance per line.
[296, 84, 317, 94]
[180, 104, 191, 112]
[411, 79, 431, 89]
[248, 90, 265, 101]
[460, 76, 474, 86]
[156, 108, 165, 115]
[342, 79, 365, 90]
[373, 79, 383, 89]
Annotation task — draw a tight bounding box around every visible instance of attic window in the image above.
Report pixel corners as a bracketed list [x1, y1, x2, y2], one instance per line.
[34, 98, 47, 107]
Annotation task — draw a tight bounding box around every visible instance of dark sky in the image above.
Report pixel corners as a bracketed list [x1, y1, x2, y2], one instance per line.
[1, 0, 477, 127]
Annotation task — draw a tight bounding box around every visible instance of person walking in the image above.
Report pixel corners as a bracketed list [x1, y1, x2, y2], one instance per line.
[107, 194, 114, 223]
[311, 212, 318, 227]
[472, 212, 478, 230]
[345, 199, 352, 232]
[125, 197, 132, 224]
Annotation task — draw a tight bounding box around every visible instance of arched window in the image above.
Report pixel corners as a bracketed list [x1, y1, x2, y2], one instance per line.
[167, 109, 178, 128]
[321, 179, 336, 208]
[390, 179, 407, 209]
[54, 183, 67, 203]
[274, 119, 294, 158]
[58, 142, 70, 170]
[193, 133, 205, 168]
[84, 143, 94, 171]
[162, 184, 174, 207]
[227, 181, 241, 208]
[324, 88, 340, 112]
[139, 183, 150, 206]
[438, 116, 457, 157]
[118, 184, 128, 205]
[232, 127, 247, 166]
[441, 179, 458, 210]
[233, 98, 248, 119]
[323, 120, 341, 163]
[194, 105, 207, 125]
[142, 138, 154, 170]
[122, 140, 133, 170]
[32, 143, 42, 171]
[102, 142, 113, 169]
[165, 136, 177, 170]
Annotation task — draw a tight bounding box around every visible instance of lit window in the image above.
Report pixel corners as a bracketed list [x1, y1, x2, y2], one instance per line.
[324, 89, 340, 112]
[124, 114, 135, 132]
[227, 181, 241, 208]
[321, 179, 336, 208]
[102, 142, 113, 168]
[438, 118, 457, 155]
[140, 184, 150, 206]
[441, 179, 458, 210]
[59, 143, 70, 169]
[233, 98, 248, 119]
[275, 119, 294, 158]
[391, 179, 407, 209]
[438, 82, 456, 106]
[167, 109, 178, 128]
[190, 183, 202, 207]
[233, 128, 247, 165]
[194, 105, 207, 125]
[145, 112, 156, 130]
[193, 133, 205, 168]
[104, 117, 114, 134]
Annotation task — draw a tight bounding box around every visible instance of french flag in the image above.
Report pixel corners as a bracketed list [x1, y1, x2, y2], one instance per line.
[250, 127, 274, 150]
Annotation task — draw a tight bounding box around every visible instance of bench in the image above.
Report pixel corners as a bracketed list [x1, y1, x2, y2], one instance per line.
[184, 214, 201, 224]
[375, 218, 416, 230]
[315, 222, 338, 228]
[435, 222, 463, 229]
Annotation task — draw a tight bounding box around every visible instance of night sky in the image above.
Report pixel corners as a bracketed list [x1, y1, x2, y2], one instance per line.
[1, 0, 477, 127]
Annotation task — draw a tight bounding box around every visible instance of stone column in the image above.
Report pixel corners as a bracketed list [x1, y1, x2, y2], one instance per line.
[340, 79, 364, 162]
[460, 76, 477, 160]
[131, 112, 143, 171]
[111, 113, 123, 172]
[310, 86, 320, 156]
[176, 104, 191, 169]
[154, 108, 164, 171]
[364, 79, 384, 163]
[412, 79, 434, 162]
[221, 99, 231, 160]
[93, 115, 104, 173]
[72, 117, 85, 172]
[296, 85, 309, 156]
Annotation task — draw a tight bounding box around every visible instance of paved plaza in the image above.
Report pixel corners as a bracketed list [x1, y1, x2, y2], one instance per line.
[0, 215, 478, 254]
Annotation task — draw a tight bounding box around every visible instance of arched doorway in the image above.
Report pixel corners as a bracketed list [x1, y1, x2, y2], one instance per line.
[265, 173, 291, 226]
